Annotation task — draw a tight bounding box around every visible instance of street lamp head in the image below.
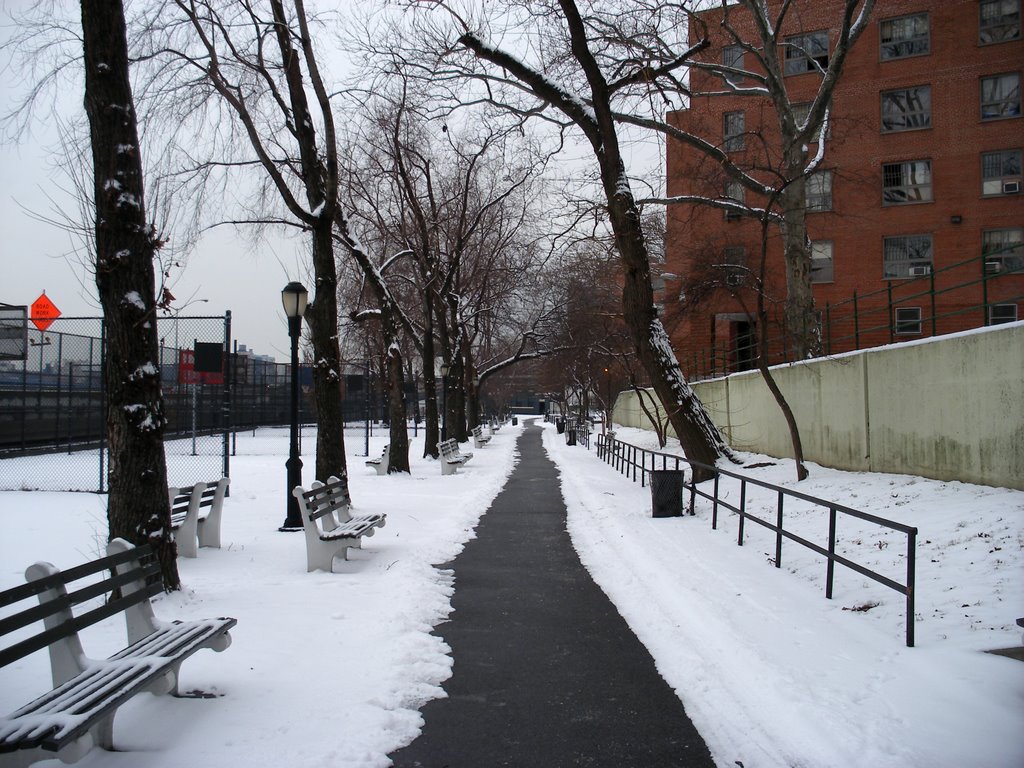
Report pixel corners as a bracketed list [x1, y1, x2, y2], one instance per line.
[440, 363, 450, 377]
[281, 281, 309, 319]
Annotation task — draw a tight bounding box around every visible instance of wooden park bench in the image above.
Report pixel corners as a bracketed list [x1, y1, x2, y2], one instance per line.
[470, 425, 491, 449]
[291, 476, 387, 572]
[0, 538, 236, 767]
[365, 444, 390, 475]
[438, 438, 473, 476]
[167, 477, 230, 558]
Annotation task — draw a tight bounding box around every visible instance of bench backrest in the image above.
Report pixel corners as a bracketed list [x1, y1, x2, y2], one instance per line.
[296, 478, 348, 524]
[0, 544, 160, 684]
[438, 439, 460, 459]
[170, 481, 223, 513]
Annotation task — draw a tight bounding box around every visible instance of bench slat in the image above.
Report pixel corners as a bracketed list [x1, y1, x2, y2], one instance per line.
[0, 658, 171, 752]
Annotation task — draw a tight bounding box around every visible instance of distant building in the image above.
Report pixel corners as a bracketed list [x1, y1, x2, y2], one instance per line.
[663, 0, 1022, 377]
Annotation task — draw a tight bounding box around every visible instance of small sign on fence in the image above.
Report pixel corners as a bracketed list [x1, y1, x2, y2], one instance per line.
[30, 293, 61, 332]
[178, 347, 225, 385]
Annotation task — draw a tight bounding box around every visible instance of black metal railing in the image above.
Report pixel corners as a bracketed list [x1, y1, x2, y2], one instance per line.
[594, 434, 918, 647]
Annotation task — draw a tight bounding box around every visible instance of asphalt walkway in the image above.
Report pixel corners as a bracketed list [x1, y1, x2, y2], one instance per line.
[389, 421, 715, 768]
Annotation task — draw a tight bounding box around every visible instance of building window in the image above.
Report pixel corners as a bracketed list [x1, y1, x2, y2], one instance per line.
[884, 234, 933, 279]
[724, 180, 744, 219]
[980, 0, 1021, 45]
[806, 171, 833, 211]
[982, 149, 1022, 195]
[811, 241, 834, 283]
[721, 247, 747, 287]
[881, 86, 932, 132]
[983, 228, 1024, 273]
[988, 304, 1019, 324]
[882, 160, 933, 205]
[724, 111, 745, 151]
[880, 13, 930, 59]
[792, 102, 830, 141]
[784, 31, 829, 75]
[894, 307, 923, 335]
[723, 246, 746, 265]
[722, 45, 744, 85]
[981, 73, 1021, 120]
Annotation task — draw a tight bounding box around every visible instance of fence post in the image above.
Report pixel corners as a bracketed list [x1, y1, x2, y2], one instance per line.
[826, 507, 837, 599]
[712, 473, 720, 529]
[99, 319, 107, 493]
[887, 282, 894, 344]
[825, 302, 831, 355]
[929, 270, 937, 338]
[981, 253, 990, 326]
[737, 479, 747, 546]
[906, 528, 917, 648]
[853, 290, 860, 350]
[223, 311, 232, 482]
[775, 491, 784, 568]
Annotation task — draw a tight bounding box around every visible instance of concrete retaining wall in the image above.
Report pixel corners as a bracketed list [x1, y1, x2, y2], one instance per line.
[614, 322, 1024, 490]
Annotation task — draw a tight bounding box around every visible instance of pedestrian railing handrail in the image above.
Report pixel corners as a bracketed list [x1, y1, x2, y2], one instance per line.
[595, 434, 918, 647]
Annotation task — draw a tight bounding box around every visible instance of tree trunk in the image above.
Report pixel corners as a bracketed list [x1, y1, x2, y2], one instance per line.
[421, 325, 440, 458]
[81, 0, 179, 589]
[605, 184, 727, 480]
[781, 171, 820, 360]
[384, 317, 411, 473]
[306, 219, 349, 495]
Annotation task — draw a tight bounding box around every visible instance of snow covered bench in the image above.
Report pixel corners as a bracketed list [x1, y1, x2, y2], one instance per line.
[291, 476, 387, 572]
[470, 425, 491, 449]
[167, 477, 229, 558]
[437, 439, 473, 475]
[365, 444, 390, 476]
[0, 538, 236, 767]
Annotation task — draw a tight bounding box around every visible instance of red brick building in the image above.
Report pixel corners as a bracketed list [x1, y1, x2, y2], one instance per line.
[663, 0, 1022, 378]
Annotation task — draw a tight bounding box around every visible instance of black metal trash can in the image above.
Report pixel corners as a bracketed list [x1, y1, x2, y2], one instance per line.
[650, 469, 684, 518]
[566, 429, 577, 446]
[556, 419, 565, 434]
[512, 417, 518, 425]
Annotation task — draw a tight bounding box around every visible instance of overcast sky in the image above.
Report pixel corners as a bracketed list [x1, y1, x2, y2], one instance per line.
[1, 1, 666, 364]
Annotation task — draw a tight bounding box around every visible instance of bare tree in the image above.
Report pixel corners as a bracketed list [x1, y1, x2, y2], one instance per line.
[634, 0, 876, 359]
[339, 84, 560, 451]
[140, 0, 353, 498]
[414, 0, 731, 476]
[80, 0, 179, 587]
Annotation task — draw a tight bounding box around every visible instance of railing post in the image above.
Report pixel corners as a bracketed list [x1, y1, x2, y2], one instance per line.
[737, 479, 747, 546]
[712, 473, 720, 532]
[906, 528, 917, 648]
[826, 507, 837, 599]
[775, 491, 784, 568]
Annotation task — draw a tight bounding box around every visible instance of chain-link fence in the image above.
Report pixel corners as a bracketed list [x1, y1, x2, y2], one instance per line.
[0, 310, 235, 491]
[0, 307, 413, 492]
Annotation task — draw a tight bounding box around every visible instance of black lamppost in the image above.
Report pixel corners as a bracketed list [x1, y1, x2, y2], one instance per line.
[279, 281, 308, 532]
[440, 362, 449, 441]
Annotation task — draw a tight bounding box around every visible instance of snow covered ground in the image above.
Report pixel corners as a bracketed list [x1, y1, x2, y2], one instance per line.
[1, 419, 1022, 767]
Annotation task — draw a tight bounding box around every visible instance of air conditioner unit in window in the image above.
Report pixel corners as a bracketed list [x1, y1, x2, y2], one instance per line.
[908, 265, 930, 277]
[725, 211, 741, 221]
[985, 260, 1003, 274]
[725, 272, 744, 287]
[1003, 181, 1021, 194]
